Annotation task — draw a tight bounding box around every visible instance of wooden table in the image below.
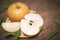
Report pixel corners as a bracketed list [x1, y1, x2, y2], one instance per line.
[0, 0, 60, 40]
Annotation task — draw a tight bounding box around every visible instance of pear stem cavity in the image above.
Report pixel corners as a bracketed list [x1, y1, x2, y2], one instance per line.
[16, 6, 20, 9]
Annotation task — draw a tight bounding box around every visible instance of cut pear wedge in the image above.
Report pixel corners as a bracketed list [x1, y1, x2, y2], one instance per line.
[2, 22, 20, 32]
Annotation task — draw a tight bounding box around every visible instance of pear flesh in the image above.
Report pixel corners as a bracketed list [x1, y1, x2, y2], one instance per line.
[2, 22, 20, 32]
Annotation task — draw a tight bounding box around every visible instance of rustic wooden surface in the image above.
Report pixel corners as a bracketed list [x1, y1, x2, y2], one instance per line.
[0, 0, 60, 40]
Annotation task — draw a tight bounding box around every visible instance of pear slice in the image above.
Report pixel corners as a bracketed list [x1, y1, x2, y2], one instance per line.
[20, 11, 44, 36]
[2, 22, 20, 32]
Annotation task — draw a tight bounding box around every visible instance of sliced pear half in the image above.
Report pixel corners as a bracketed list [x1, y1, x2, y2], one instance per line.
[20, 10, 44, 36]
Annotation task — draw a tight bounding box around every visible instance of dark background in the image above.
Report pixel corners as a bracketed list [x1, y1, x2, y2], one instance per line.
[0, 0, 60, 40]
